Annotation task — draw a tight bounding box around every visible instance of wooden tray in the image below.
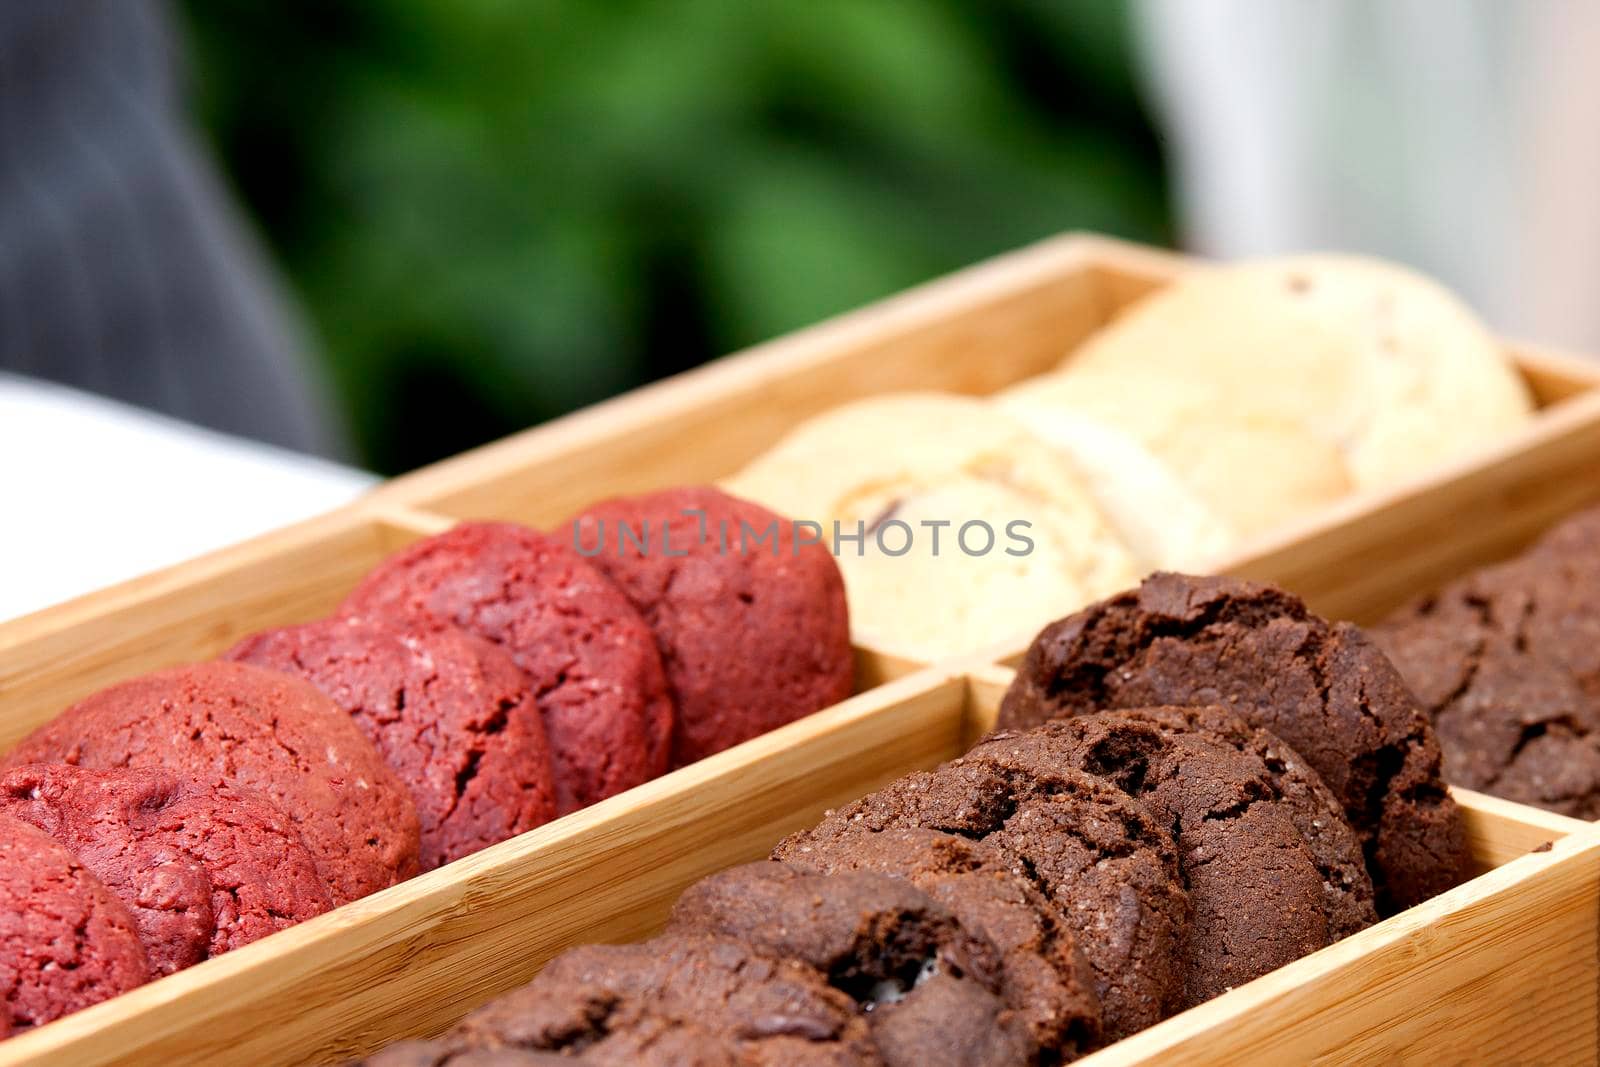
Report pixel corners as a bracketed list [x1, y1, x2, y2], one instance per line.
[2, 234, 1600, 1065]
[2, 661, 1592, 1066]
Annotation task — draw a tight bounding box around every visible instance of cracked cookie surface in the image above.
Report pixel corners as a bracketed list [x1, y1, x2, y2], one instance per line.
[571, 486, 853, 767]
[1375, 510, 1600, 817]
[5, 661, 420, 905]
[1121, 706, 1377, 938]
[0, 814, 149, 1031]
[774, 823, 1103, 1058]
[1000, 572, 1468, 911]
[971, 709, 1373, 1006]
[669, 861, 1032, 1067]
[779, 758, 1179, 1042]
[229, 616, 558, 869]
[0, 763, 331, 973]
[341, 522, 673, 813]
[372, 933, 882, 1066]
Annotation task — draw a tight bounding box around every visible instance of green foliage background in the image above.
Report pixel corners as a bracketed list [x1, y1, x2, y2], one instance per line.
[181, 1, 1170, 473]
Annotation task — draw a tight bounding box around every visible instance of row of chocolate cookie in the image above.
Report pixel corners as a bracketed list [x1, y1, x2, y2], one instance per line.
[0, 486, 854, 1035]
[1374, 503, 1600, 819]
[350, 574, 1470, 1065]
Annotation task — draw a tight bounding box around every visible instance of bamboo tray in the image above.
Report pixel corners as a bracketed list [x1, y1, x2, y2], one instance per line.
[3, 233, 1600, 1065]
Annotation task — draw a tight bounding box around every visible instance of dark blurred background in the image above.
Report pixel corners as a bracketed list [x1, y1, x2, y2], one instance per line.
[177, 1, 1171, 474]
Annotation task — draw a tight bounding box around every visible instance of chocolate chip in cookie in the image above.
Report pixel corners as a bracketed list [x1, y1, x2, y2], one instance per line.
[779, 760, 1179, 1042]
[440, 933, 881, 1066]
[670, 861, 1034, 1067]
[775, 825, 1103, 1058]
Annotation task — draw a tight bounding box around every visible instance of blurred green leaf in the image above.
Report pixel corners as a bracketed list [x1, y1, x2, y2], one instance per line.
[180, 0, 1169, 473]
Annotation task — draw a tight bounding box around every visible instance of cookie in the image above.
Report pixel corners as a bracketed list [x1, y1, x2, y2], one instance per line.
[1374, 533, 1600, 817]
[570, 486, 854, 766]
[1123, 707, 1377, 937]
[361, 1045, 567, 1067]
[361, 1047, 565, 1067]
[5, 661, 421, 905]
[1000, 572, 1469, 911]
[775, 824, 1103, 1057]
[779, 760, 1182, 1041]
[836, 477, 1145, 662]
[228, 616, 559, 868]
[1529, 503, 1600, 561]
[431, 933, 881, 1066]
[971, 709, 1375, 1005]
[340, 522, 673, 813]
[998, 371, 1349, 540]
[723, 392, 1141, 660]
[0, 814, 149, 1031]
[0, 765, 210, 976]
[1057, 254, 1532, 491]
[0, 763, 333, 972]
[990, 396, 1234, 569]
[669, 861, 1034, 1066]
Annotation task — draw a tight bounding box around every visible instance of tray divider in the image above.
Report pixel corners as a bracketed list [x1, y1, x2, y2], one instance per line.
[367, 505, 459, 541]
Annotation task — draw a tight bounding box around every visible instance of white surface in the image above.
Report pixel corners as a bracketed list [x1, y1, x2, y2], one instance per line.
[0, 374, 377, 622]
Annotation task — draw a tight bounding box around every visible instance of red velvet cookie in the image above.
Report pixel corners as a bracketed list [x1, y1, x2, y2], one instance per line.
[570, 486, 854, 766]
[341, 522, 673, 813]
[0, 814, 149, 1031]
[229, 616, 559, 869]
[5, 661, 421, 905]
[0, 763, 333, 972]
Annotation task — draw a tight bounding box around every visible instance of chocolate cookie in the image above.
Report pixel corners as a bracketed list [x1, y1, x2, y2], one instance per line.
[1000, 571, 1469, 911]
[669, 861, 1033, 1066]
[779, 761, 1182, 1041]
[775, 825, 1103, 1057]
[362, 1047, 566, 1067]
[417, 933, 881, 1066]
[5, 661, 421, 905]
[1124, 706, 1378, 937]
[0, 814, 149, 1031]
[361, 1046, 567, 1067]
[571, 486, 854, 766]
[0, 763, 333, 972]
[228, 616, 559, 869]
[975, 710, 1369, 1007]
[341, 522, 674, 813]
[1374, 532, 1600, 817]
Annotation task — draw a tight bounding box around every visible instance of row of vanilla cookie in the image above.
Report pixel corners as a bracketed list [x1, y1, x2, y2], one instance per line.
[0, 486, 854, 1035]
[726, 255, 1533, 660]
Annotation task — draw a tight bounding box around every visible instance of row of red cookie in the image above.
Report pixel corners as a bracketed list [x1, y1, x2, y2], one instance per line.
[0, 486, 854, 1036]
